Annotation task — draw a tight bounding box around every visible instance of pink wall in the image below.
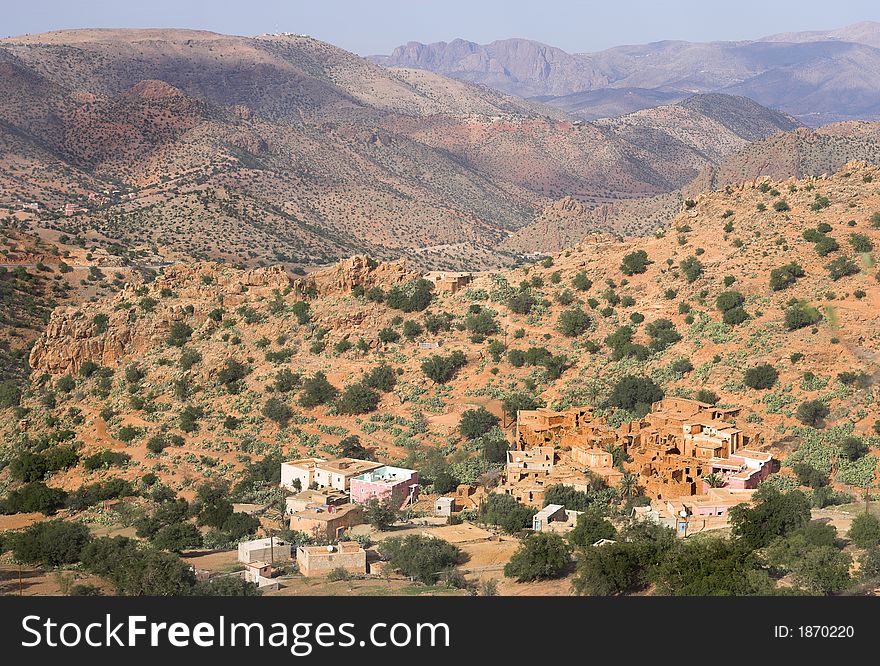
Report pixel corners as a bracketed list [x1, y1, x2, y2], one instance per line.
[350, 474, 419, 509]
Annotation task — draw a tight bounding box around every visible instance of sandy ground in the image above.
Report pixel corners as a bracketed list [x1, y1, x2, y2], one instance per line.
[0, 513, 46, 531]
[0, 563, 109, 596]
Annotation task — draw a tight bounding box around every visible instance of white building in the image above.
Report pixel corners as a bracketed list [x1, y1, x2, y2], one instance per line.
[280, 458, 324, 492]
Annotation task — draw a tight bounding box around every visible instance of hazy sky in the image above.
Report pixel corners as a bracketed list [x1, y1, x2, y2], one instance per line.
[5, 0, 880, 55]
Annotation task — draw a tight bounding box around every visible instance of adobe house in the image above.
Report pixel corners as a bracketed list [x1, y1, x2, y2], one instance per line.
[296, 542, 367, 578]
[434, 496, 455, 517]
[289, 503, 364, 542]
[634, 487, 757, 537]
[349, 465, 420, 509]
[237, 537, 292, 565]
[313, 458, 384, 492]
[453, 484, 485, 511]
[285, 488, 348, 515]
[702, 449, 775, 491]
[566, 445, 624, 486]
[515, 406, 599, 449]
[507, 446, 555, 474]
[435, 484, 487, 516]
[620, 399, 770, 500]
[243, 561, 272, 583]
[499, 482, 548, 508]
[569, 445, 613, 469]
[424, 271, 474, 294]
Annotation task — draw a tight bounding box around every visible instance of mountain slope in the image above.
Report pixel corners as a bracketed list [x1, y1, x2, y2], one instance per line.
[6, 163, 879, 505]
[505, 120, 880, 253]
[0, 29, 804, 272]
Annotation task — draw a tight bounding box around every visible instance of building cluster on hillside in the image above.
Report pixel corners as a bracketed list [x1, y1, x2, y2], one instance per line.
[280, 457, 419, 542]
[497, 399, 776, 534]
[246, 398, 775, 580]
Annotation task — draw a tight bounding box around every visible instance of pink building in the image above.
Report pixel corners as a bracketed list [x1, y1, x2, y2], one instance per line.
[349, 466, 419, 509]
[702, 449, 775, 492]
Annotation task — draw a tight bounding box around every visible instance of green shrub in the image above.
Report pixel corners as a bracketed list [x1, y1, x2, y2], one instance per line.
[557, 307, 591, 337]
[827, 256, 860, 280]
[459, 408, 500, 440]
[769, 263, 805, 291]
[815, 236, 839, 256]
[263, 397, 293, 425]
[504, 533, 571, 581]
[8, 520, 91, 565]
[620, 250, 649, 276]
[644, 318, 681, 351]
[167, 322, 193, 347]
[850, 233, 874, 253]
[378, 327, 400, 344]
[784, 303, 822, 331]
[83, 450, 131, 470]
[480, 494, 536, 534]
[336, 382, 380, 415]
[743, 364, 778, 390]
[299, 372, 339, 408]
[609, 376, 663, 412]
[796, 400, 830, 427]
[849, 513, 880, 548]
[722, 307, 749, 325]
[679, 256, 704, 283]
[379, 535, 461, 584]
[572, 272, 593, 291]
[1, 482, 67, 515]
[421, 351, 467, 384]
[715, 291, 744, 312]
[385, 279, 433, 313]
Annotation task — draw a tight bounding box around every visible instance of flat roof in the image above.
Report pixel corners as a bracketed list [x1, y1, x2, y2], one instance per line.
[734, 449, 773, 461]
[354, 465, 417, 483]
[300, 542, 365, 555]
[534, 504, 565, 519]
[282, 458, 325, 469]
[291, 503, 361, 522]
[240, 537, 288, 548]
[317, 458, 383, 475]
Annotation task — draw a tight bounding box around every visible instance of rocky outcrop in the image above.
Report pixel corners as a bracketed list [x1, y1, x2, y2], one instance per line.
[294, 255, 413, 298]
[28, 262, 291, 375]
[30, 306, 137, 376]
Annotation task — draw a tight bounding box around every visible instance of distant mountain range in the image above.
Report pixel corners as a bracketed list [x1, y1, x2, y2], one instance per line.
[370, 21, 880, 124]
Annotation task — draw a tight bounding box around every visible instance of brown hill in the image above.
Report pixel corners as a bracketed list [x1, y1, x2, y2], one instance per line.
[7, 163, 880, 502]
[0, 30, 800, 272]
[508, 121, 880, 253]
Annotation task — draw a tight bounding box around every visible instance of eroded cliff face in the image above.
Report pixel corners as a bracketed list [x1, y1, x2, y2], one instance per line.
[28, 263, 291, 376]
[27, 258, 416, 376]
[294, 255, 413, 298]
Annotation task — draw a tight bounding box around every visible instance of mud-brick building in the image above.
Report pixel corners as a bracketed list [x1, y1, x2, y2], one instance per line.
[296, 542, 367, 577]
[288, 503, 364, 542]
[424, 271, 474, 294]
[515, 406, 599, 449]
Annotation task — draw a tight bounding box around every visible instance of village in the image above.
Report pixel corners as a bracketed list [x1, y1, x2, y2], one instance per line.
[227, 396, 777, 591]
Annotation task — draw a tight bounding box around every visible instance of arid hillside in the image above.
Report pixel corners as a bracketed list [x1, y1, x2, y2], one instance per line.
[0, 221, 146, 387]
[506, 121, 880, 252]
[0, 29, 807, 272]
[3, 163, 879, 506]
